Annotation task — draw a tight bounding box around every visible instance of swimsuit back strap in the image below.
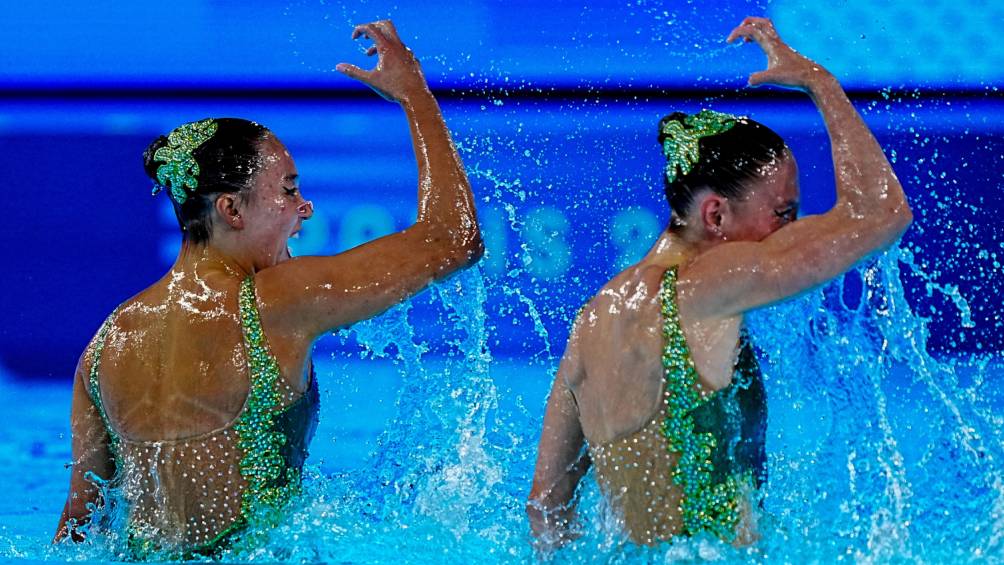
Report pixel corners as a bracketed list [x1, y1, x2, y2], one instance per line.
[85, 308, 125, 463]
[237, 276, 282, 409]
[658, 265, 704, 409]
[87, 308, 120, 427]
[233, 275, 300, 531]
[658, 265, 743, 538]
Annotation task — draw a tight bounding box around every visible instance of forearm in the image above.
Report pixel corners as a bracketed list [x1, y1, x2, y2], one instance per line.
[807, 72, 910, 218]
[54, 479, 101, 543]
[527, 487, 579, 547]
[527, 451, 590, 546]
[336, 20, 481, 257]
[402, 91, 480, 246]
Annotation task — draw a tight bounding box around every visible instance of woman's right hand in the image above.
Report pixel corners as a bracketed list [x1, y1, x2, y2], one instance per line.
[336, 20, 430, 103]
[726, 17, 831, 91]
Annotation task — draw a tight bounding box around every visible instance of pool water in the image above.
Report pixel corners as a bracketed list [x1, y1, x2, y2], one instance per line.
[2, 257, 1003, 563]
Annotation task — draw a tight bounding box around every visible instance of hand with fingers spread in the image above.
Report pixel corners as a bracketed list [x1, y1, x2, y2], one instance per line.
[336, 20, 429, 103]
[727, 16, 830, 90]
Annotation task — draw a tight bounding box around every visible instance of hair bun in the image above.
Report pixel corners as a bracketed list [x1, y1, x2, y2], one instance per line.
[142, 135, 170, 182]
[657, 112, 689, 145]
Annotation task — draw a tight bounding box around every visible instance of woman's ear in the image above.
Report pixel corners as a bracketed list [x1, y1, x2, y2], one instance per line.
[216, 193, 243, 230]
[698, 195, 726, 240]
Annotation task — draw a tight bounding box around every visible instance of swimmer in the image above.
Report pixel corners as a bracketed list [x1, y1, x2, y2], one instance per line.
[527, 17, 912, 549]
[53, 20, 482, 557]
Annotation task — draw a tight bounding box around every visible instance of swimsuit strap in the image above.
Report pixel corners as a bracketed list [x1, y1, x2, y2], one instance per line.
[236, 276, 282, 411]
[230, 276, 301, 537]
[86, 308, 123, 460]
[658, 266, 742, 539]
[659, 266, 705, 407]
[86, 311, 117, 412]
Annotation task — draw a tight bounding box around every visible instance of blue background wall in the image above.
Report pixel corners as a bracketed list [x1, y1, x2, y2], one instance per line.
[1, 0, 1001, 379]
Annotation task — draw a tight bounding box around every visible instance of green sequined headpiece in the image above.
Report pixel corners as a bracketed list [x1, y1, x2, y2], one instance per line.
[151, 118, 218, 204]
[661, 109, 741, 184]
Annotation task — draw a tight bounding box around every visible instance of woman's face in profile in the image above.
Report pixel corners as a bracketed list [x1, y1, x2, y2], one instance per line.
[239, 135, 312, 267]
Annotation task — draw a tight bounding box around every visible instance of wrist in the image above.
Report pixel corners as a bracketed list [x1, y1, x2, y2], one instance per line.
[399, 83, 435, 110]
[804, 67, 838, 97]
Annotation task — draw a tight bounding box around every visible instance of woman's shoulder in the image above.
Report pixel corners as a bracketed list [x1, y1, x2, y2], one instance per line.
[578, 263, 671, 330]
[618, 262, 680, 300]
[108, 284, 167, 328]
[110, 273, 241, 331]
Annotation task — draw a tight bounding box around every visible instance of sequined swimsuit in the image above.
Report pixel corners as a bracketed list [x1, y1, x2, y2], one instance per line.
[588, 266, 766, 545]
[86, 276, 320, 557]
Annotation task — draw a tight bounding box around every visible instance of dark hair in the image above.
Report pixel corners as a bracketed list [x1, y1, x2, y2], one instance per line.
[658, 112, 786, 231]
[143, 118, 272, 243]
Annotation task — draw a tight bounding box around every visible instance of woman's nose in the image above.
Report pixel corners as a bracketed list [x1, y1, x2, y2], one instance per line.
[297, 200, 314, 219]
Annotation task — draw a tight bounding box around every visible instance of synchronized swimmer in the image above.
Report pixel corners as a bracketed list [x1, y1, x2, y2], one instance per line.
[528, 17, 910, 548]
[55, 21, 481, 557]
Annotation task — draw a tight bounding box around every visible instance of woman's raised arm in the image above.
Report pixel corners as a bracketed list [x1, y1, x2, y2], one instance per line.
[682, 17, 912, 318]
[257, 20, 482, 340]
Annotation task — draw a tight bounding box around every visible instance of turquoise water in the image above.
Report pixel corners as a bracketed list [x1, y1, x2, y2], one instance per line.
[4, 85, 1004, 565]
[2, 255, 1003, 562]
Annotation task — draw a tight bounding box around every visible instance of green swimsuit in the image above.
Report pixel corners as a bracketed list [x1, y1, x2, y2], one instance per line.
[588, 266, 767, 544]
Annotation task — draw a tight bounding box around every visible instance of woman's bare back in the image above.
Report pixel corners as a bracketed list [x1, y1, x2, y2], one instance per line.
[570, 259, 745, 446]
[95, 269, 310, 442]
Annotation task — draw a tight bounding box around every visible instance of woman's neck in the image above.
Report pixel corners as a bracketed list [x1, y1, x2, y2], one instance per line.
[174, 240, 255, 279]
[640, 228, 689, 266]
[641, 226, 721, 267]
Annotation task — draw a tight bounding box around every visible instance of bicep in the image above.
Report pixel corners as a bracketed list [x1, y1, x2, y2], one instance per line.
[685, 205, 910, 317]
[259, 221, 479, 339]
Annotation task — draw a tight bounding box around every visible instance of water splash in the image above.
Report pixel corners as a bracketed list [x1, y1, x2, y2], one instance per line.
[739, 248, 1003, 562]
[15, 181, 1004, 565]
[208, 238, 1000, 564]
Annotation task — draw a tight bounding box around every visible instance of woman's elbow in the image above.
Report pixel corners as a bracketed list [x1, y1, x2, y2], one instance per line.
[886, 198, 913, 238]
[425, 222, 484, 271]
[455, 212, 485, 265]
[896, 204, 913, 232]
[857, 194, 912, 242]
[462, 226, 485, 266]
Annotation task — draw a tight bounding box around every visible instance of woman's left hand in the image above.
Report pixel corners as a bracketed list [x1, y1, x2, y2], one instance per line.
[727, 16, 831, 91]
[336, 20, 430, 103]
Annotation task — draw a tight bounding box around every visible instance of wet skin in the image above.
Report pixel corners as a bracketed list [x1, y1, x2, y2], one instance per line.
[56, 20, 483, 542]
[229, 135, 312, 271]
[528, 16, 913, 550]
[529, 155, 799, 546]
